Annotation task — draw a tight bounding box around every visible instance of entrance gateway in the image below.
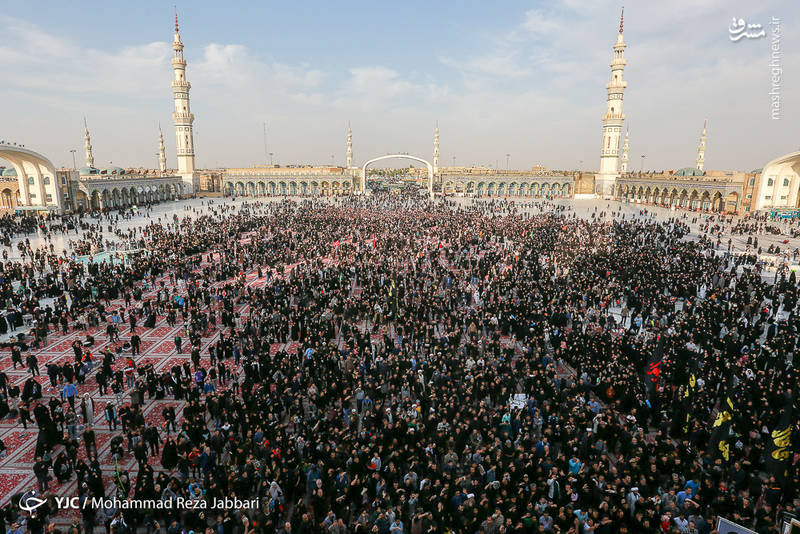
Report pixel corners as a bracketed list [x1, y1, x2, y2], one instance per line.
[361, 154, 434, 198]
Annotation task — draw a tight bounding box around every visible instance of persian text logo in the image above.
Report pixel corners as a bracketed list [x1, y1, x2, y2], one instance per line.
[18, 491, 47, 513]
[729, 17, 766, 41]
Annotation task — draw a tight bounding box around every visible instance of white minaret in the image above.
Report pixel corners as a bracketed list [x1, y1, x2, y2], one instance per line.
[595, 8, 627, 198]
[171, 9, 197, 193]
[83, 118, 95, 168]
[620, 125, 630, 173]
[433, 122, 440, 175]
[696, 119, 707, 172]
[158, 124, 167, 173]
[346, 123, 353, 168]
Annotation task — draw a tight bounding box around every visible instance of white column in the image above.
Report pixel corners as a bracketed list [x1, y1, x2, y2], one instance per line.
[34, 164, 47, 207]
[12, 159, 31, 206]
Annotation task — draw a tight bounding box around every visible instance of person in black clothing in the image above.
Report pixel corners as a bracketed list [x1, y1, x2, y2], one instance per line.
[26, 353, 39, 376]
[54, 452, 72, 483]
[145, 425, 160, 456]
[26, 510, 45, 534]
[72, 340, 82, 362]
[162, 406, 176, 433]
[10, 345, 23, 369]
[131, 333, 141, 356]
[18, 401, 32, 430]
[83, 428, 96, 460]
[45, 362, 60, 388]
[96, 370, 108, 395]
[33, 457, 49, 492]
[32, 403, 51, 429]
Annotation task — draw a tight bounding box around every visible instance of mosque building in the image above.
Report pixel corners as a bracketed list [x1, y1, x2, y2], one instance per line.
[0, 11, 224, 214]
[583, 10, 791, 215]
[612, 119, 766, 214]
[2, 8, 798, 214]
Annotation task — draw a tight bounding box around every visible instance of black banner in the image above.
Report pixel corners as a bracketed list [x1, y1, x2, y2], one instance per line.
[708, 396, 734, 462]
[766, 400, 793, 483]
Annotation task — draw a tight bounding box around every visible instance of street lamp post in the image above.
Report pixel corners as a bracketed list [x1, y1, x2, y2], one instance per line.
[269, 152, 273, 165]
[69, 150, 77, 170]
[452, 156, 456, 167]
[506, 154, 510, 171]
[640, 155, 647, 173]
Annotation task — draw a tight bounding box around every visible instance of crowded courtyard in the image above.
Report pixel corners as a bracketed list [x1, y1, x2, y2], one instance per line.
[0, 194, 797, 534]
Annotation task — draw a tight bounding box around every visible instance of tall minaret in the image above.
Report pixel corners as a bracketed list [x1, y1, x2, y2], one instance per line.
[83, 118, 95, 168]
[346, 123, 353, 168]
[696, 119, 707, 172]
[620, 125, 630, 173]
[433, 122, 440, 175]
[171, 9, 197, 193]
[595, 8, 627, 198]
[158, 124, 167, 173]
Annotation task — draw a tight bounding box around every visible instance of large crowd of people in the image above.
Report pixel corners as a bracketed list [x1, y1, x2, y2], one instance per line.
[0, 194, 797, 534]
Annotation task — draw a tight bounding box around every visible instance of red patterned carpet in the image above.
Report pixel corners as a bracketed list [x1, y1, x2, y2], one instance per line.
[0, 255, 288, 525]
[0, 241, 523, 526]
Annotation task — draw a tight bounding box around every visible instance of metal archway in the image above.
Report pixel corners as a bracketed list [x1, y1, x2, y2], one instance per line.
[361, 154, 434, 197]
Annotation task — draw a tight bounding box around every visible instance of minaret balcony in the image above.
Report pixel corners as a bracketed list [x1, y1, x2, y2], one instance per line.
[171, 81, 191, 90]
[605, 81, 627, 90]
[602, 112, 624, 121]
[172, 112, 195, 122]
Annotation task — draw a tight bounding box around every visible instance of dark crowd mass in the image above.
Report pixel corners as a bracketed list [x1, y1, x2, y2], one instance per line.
[0, 194, 798, 534]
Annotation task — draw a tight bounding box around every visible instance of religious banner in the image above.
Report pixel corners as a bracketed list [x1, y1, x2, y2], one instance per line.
[708, 395, 735, 462]
[766, 400, 793, 483]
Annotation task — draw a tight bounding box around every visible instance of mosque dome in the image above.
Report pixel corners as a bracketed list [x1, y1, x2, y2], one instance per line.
[78, 166, 100, 175]
[673, 167, 705, 177]
[1, 167, 17, 177]
[101, 166, 125, 175]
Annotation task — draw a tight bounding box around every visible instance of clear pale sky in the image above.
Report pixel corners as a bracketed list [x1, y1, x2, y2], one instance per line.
[0, 0, 796, 172]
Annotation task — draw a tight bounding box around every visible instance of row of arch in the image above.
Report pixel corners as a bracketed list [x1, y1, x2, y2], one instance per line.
[72, 183, 184, 211]
[223, 180, 353, 197]
[443, 180, 572, 197]
[615, 184, 740, 213]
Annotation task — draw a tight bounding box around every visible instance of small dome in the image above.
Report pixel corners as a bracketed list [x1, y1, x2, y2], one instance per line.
[674, 167, 705, 177]
[750, 168, 762, 174]
[78, 166, 100, 175]
[1, 167, 17, 177]
[101, 166, 126, 175]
